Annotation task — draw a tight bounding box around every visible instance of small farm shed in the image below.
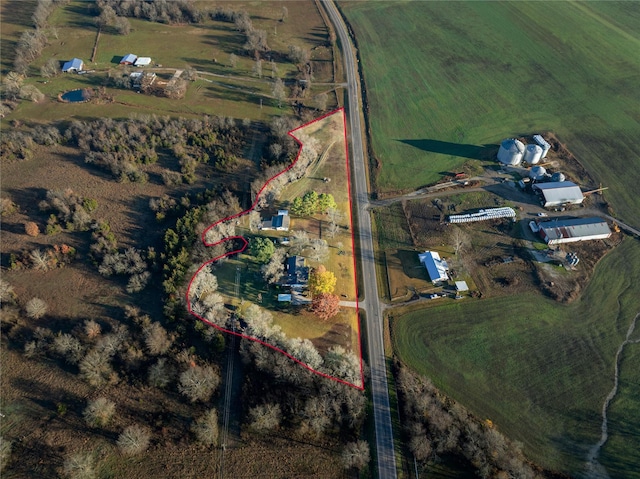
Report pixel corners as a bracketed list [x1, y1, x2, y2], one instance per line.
[120, 53, 137, 65]
[62, 58, 84, 72]
[134, 57, 152, 67]
[455, 281, 469, 292]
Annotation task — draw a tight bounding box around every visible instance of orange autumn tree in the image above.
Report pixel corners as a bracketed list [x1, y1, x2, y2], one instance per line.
[311, 293, 340, 320]
[308, 265, 336, 297]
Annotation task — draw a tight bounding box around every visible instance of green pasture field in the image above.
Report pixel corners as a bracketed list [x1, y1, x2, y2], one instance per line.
[3, 0, 333, 125]
[371, 203, 412, 251]
[391, 238, 640, 476]
[341, 1, 640, 227]
[0, 0, 37, 72]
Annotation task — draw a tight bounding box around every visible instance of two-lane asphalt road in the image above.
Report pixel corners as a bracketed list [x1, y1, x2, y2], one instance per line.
[321, 2, 398, 478]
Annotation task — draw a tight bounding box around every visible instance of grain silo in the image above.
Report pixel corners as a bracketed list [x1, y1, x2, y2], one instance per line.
[524, 144, 543, 164]
[551, 172, 566, 182]
[497, 138, 525, 165]
[529, 165, 547, 181]
[533, 134, 551, 158]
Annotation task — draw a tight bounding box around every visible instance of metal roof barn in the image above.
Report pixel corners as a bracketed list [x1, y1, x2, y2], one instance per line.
[533, 181, 584, 207]
[539, 217, 612, 245]
[120, 53, 137, 64]
[418, 251, 449, 283]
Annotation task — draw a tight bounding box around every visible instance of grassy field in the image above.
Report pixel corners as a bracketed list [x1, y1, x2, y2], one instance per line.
[391, 237, 640, 476]
[3, 0, 335, 125]
[341, 1, 640, 228]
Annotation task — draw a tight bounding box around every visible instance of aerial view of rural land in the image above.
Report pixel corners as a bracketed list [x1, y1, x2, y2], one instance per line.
[1, 1, 638, 478]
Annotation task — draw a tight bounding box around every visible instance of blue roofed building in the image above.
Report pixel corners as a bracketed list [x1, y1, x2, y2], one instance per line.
[418, 251, 449, 283]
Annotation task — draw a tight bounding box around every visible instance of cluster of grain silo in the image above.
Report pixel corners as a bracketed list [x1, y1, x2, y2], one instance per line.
[497, 134, 551, 166]
[524, 144, 543, 164]
[529, 165, 547, 181]
[497, 139, 525, 165]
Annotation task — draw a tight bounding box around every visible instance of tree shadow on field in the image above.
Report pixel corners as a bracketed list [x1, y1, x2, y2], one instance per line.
[397, 139, 498, 160]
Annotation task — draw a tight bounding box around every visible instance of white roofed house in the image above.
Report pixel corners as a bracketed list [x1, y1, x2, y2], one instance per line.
[418, 251, 449, 283]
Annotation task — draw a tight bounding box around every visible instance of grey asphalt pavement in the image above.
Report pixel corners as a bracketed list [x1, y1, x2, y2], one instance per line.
[321, 2, 398, 478]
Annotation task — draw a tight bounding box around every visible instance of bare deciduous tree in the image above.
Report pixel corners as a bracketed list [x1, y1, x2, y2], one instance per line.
[148, 358, 174, 388]
[143, 322, 172, 355]
[53, 333, 85, 364]
[314, 92, 328, 111]
[84, 320, 101, 339]
[450, 226, 469, 259]
[179, 365, 220, 402]
[341, 440, 370, 471]
[248, 403, 281, 432]
[261, 247, 287, 284]
[83, 397, 116, 428]
[79, 349, 116, 387]
[290, 230, 310, 255]
[309, 238, 329, 261]
[117, 424, 151, 455]
[0, 280, 15, 304]
[25, 297, 47, 319]
[63, 450, 96, 479]
[191, 408, 219, 446]
[29, 249, 50, 271]
[272, 78, 285, 108]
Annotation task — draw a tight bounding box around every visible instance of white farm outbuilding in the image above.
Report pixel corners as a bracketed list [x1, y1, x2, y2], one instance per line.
[533, 181, 584, 208]
[538, 217, 611, 245]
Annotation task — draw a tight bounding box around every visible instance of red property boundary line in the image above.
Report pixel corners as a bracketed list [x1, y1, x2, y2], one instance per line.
[185, 108, 364, 390]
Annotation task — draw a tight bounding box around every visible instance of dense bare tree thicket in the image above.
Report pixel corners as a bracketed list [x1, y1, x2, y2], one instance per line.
[240, 338, 366, 443]
[96, 0, 203, 24]
[397, 365, 553, 478]
[63, 116, 247, 184]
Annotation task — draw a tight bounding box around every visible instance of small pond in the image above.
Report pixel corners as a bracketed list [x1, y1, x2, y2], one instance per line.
[61, 88, 92, 103]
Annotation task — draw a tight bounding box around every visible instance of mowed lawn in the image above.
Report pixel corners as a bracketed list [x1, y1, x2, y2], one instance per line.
[391, 238, 640, 476]
[341, 1, 640, 227]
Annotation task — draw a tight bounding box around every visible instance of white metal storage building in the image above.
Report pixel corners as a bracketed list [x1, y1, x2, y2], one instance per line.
[539, 217, 611, 245]
[533, 181, 584, 207]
